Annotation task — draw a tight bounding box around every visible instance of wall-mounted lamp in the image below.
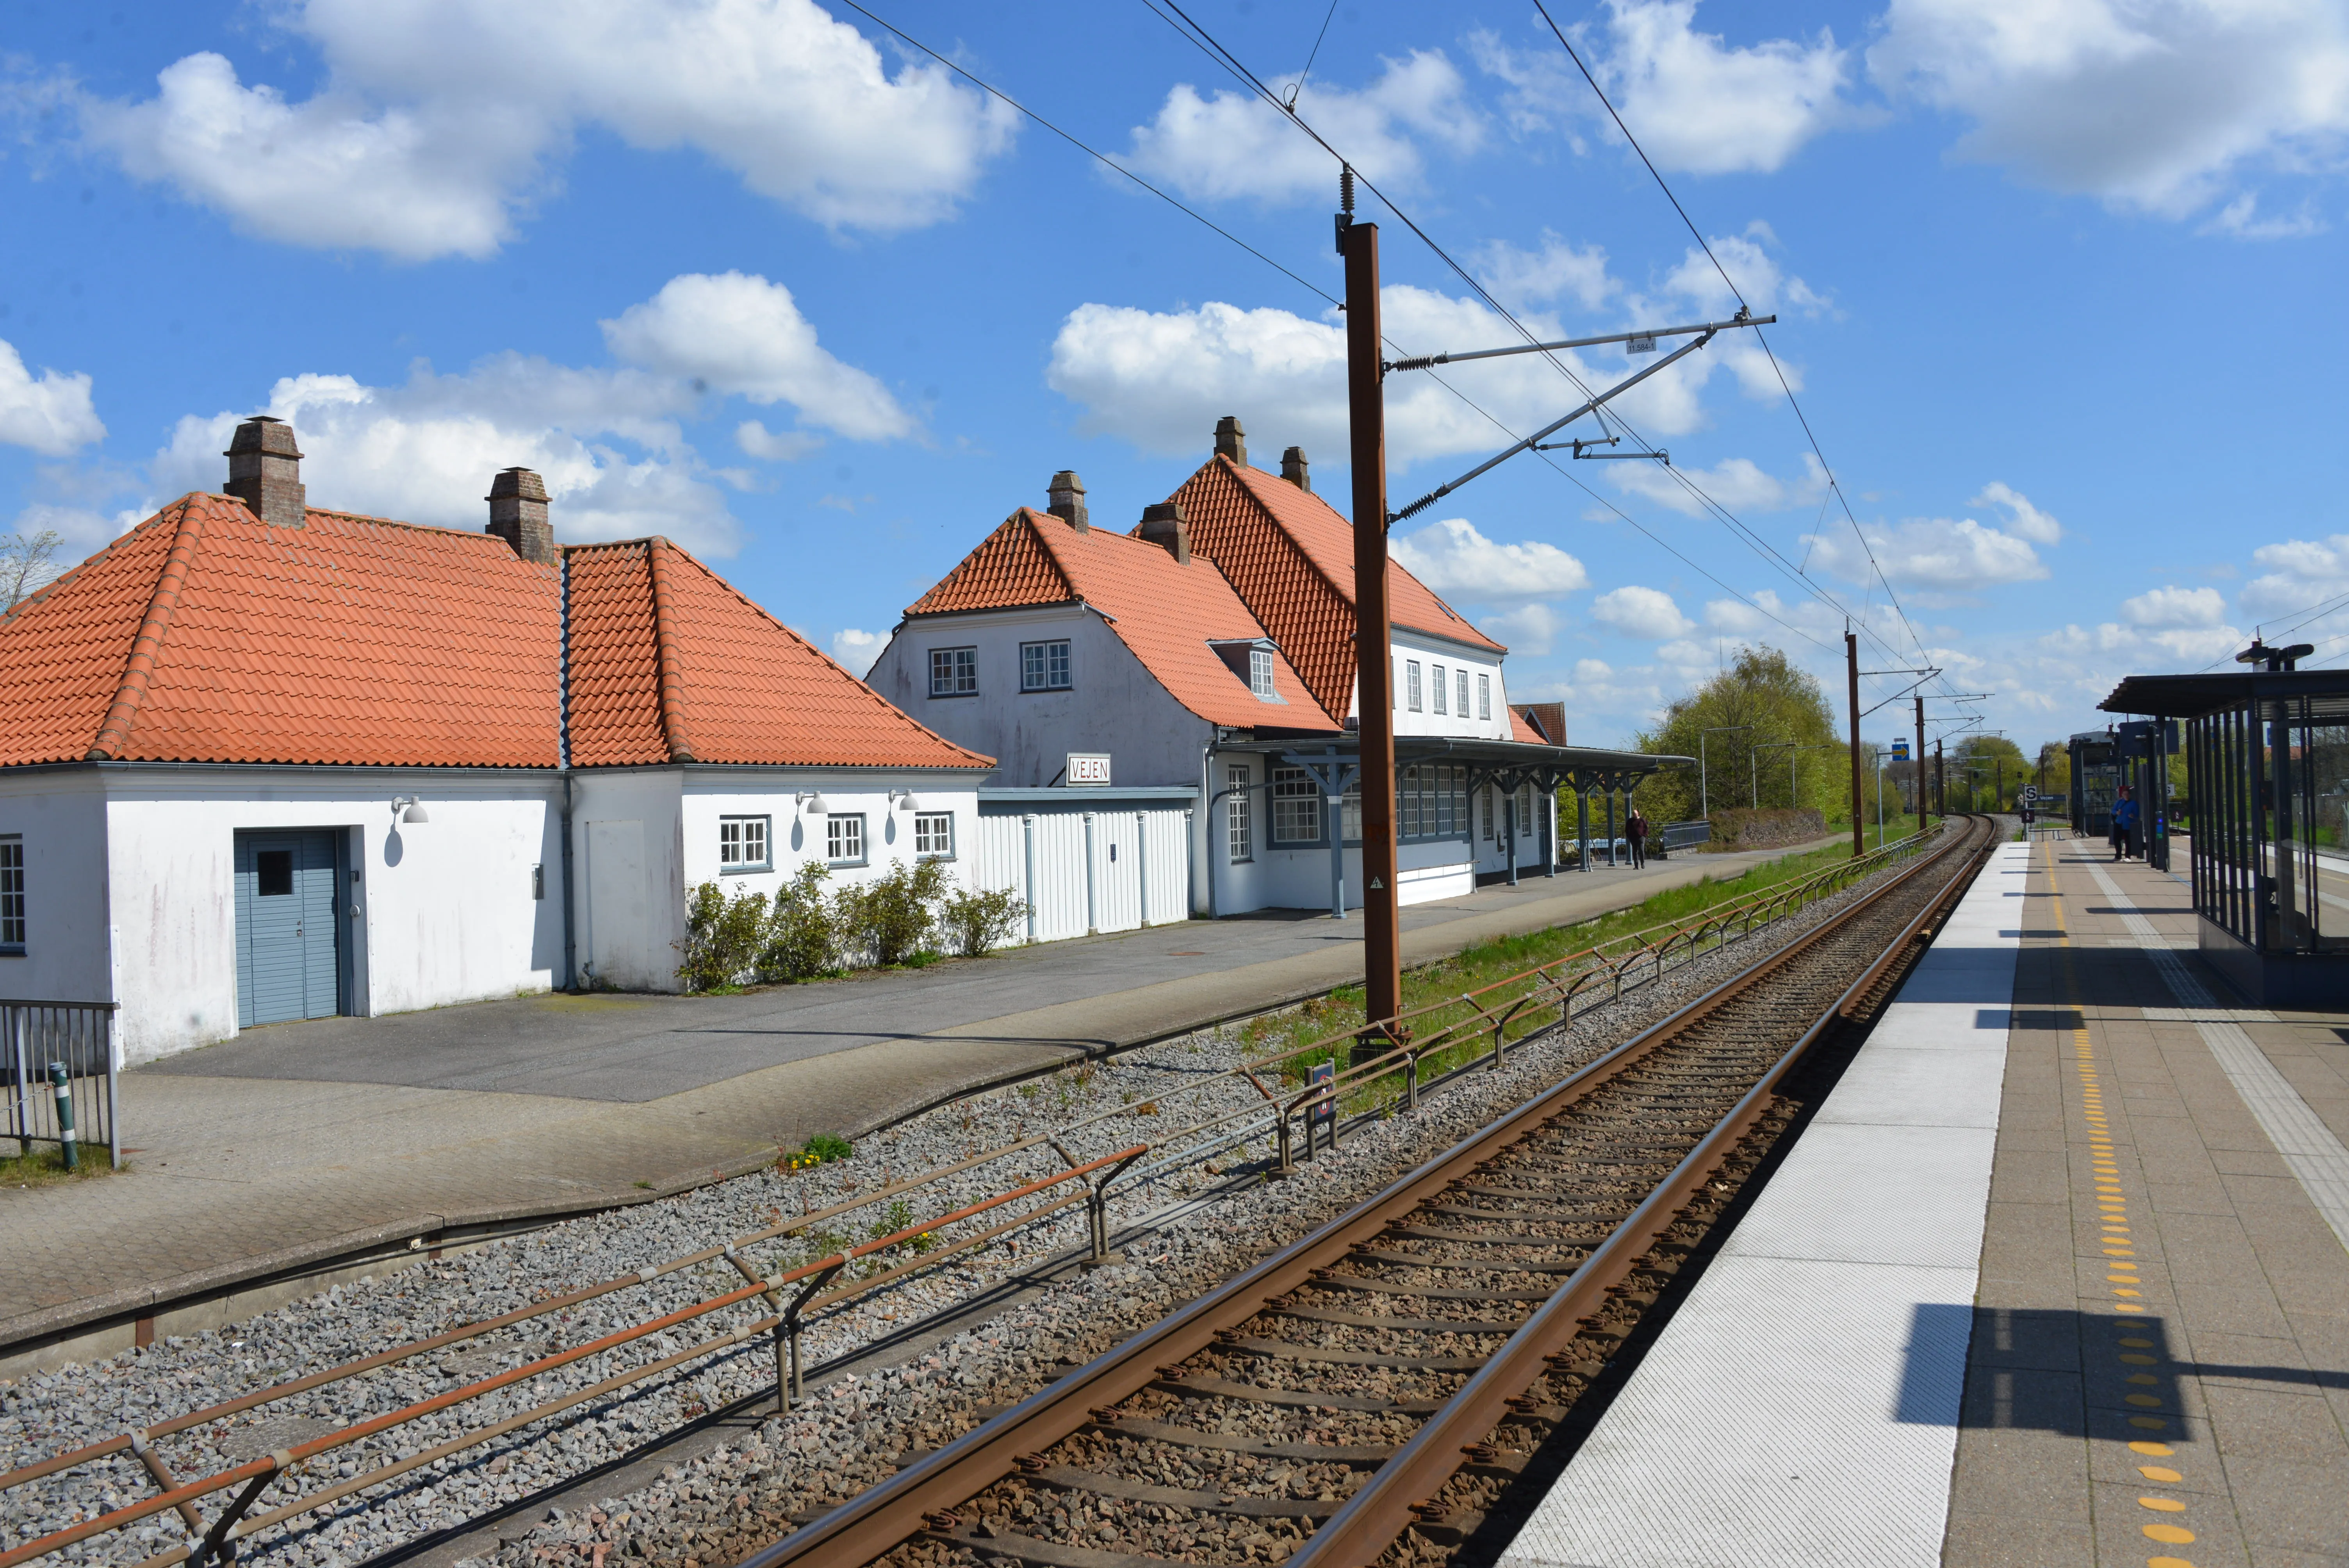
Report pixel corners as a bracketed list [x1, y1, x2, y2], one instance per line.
[390, 795, 431, 824]
[795, 791, 827, 816]
[893, 789, 923, 812]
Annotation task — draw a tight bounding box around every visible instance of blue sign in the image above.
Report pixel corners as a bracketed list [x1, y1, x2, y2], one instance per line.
[1892, 738, 1911, 761]
[1307, 1060, 1335, 1126]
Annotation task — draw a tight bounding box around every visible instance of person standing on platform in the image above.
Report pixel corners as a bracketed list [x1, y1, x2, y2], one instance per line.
[2112, 785, 2139, 861]
[1627, 807, 1649, 868]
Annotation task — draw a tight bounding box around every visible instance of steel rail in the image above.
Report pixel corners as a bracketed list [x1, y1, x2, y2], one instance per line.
[731, 816, 1992, 1568]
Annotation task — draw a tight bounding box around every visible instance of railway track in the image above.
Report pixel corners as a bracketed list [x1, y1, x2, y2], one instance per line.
[736, 814, 1997, 1568]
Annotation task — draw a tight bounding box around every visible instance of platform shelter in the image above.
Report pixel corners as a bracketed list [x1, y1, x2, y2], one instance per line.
[2103, 665, 2349, 1007]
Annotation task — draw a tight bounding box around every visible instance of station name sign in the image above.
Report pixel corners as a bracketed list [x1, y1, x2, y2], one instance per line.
[1067, 753, 1112, 786]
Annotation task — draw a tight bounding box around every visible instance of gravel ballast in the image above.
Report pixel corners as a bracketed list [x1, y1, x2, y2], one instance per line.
[0, 857, 1920, 1568]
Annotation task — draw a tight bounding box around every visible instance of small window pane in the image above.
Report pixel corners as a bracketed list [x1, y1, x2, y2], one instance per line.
[0, 837, 23, 950]
[1250, 648, 1275, 698]
[257, 850, 294, 897]
[1272, 767, 1320, 842]
[1342, 789, 1362, 843]
[1406, 661, 1423, 712]
[720, 815, 769, 870]
[1477, 673, 1491, 721]
[1227, 764, 1252, 861]
[930, 648, 977, 697]
[826, 813, 866, 864]
[1022, 640, 1071, 692]
[915, 811, 954, 857]
[1457, 669, 1470, 718]
[1401, 765, 1421, 837]
[1431, 664, 1447, 715]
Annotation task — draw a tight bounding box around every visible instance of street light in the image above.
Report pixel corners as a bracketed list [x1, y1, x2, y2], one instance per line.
[1698, 725, 1751, 818]
[1754, 741, 1840, 813]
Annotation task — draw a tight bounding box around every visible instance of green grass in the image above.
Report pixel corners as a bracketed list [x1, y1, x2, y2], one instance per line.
[0, 1143, 118, 1188]
[1236, 819, 1942, 1112]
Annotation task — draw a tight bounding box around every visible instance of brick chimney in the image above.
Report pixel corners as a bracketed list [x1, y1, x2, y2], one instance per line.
[1046, 470, 1089, 532]
[1213, 415, 1246, 467]
[1280, 446, 1310, 492]
[224, 416, 305, 528]
[1139, 501, 1189, 565]
[486, 467, 555, 564]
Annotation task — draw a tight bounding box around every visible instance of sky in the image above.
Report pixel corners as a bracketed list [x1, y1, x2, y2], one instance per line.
[4, 0, 2347, 754]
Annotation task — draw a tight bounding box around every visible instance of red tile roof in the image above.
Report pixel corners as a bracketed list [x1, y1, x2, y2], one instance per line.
[0, 494, 990, 772]
[905, 510, 1340, 731]
[1510, 707, 1545, 745]
[571, 537, 989, 768]
[1165, 456, 1503, 722]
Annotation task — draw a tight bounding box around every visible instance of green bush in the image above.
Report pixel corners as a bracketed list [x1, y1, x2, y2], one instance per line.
[940, 884, 1028, 956]
[839, 858, 948, 966]
[761, 862, 843, 981]
[677, 882, 769, 992]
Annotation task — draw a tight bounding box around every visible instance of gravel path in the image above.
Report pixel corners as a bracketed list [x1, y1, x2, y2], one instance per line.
[0, 857, 1917, 1568]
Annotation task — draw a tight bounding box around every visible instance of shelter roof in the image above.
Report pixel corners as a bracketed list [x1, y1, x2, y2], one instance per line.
[2101, 669, 2349, 721]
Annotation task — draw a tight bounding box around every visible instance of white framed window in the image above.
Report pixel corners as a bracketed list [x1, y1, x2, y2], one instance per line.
[1431, 664, 1447, 714]
[1226, 764, 1253, 862]
[1406, 660, 1423, 712]
[1342, 788, 1362, 843]
[1271, 767, 1321, 843]
[1457, 668, 1470, 718]
[914, 811, 955, 858]
[1516, 785, 1535, 836]
[1021, 639, 1072, 692]
[930, 647, 977, 697]
[1400, 766, 1421, 837]
[0, 836, 22, 954]
[825, 813, 866, 865]
[1249, 648, 1276, 698]
[719, 815, 771, 872]
[1481, 788, 1494, 841]
[1477, 673, 1491, 721]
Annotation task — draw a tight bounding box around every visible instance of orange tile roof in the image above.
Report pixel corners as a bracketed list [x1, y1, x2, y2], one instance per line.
[570, 537, 991, 768]
[904, 509, 1340, 731]
[1166, 456, 1504, 722]
[1510, 707, 1545, 744]
[0, 494, 991, 772]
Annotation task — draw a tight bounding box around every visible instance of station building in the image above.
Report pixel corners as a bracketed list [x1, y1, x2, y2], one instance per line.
[0, 418, 994, 1063]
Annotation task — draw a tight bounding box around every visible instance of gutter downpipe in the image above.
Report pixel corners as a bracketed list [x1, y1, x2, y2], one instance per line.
[558, 551, 579, 992]
[1200, 738, 1219, 920]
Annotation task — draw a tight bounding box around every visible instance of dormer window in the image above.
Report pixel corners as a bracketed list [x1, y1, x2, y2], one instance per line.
[1249, 648, 1275, 698]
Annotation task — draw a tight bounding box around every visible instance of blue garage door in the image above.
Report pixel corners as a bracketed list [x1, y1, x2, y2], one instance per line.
[235, 830, 342, 1027]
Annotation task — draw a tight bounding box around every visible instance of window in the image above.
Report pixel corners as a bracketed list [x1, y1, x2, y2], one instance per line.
[720, 815, 770, 871]
[1226, 765, 1253, 862]
[1480, 787, 1494, 841]
[1342, 788, 1362, 843]
[914, 811, 955, 858]
[1021, 639, 1072, 692]
[1398, 766, 1470, 841]
[257, 850, 295, 897]
[1477, 673, 1491, 721]
[826, 813, 866, 865]
[1458, 669, 1471, 718]
[1516, 785, 1535, 836]
[1249, 648, 1276, 699]
[930, 647, 977, 697]
[1406, 660, 1424, 712]
[0, 836, 21, 954]
[533, 864, 545, 900]
[1431, 664, 1447, 715]
[1272, 767, 1321, 843]
[1400, 766, 1421, 837]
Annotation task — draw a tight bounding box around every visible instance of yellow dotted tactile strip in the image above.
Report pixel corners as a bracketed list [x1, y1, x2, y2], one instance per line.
[2049, 842, 2199, 1568]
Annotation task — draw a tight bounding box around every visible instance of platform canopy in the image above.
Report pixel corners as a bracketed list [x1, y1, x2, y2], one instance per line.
[2101, 667, 2349, 720]
[1218, 734, 1691, 793]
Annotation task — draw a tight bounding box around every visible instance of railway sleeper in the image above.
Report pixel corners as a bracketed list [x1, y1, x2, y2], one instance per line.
[1260, 1303, 1526, 1335]
[1300, 1277, 1556, 1304]
[1344, 1249, 1581, 1274]
[1022, 1465, 1344, 1521]
[1215, 1338, 1490, 1372]
[1082, 1418, 1395, 1466]
[1147, 1375, 1445, 1416]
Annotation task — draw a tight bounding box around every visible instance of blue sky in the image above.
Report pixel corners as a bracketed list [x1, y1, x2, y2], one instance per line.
[5, 0, 2346, 752]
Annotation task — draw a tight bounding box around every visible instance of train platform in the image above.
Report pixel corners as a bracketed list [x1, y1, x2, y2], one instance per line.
[1499, 836, 2349, 1567]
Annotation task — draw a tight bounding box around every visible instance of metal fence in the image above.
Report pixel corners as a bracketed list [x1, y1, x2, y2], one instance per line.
[3, 1000, 120, 1170]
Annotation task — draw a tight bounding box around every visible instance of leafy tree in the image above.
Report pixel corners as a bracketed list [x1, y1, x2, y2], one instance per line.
[1627, 646, 1842, 826]
[1950, 736, 2028, 811]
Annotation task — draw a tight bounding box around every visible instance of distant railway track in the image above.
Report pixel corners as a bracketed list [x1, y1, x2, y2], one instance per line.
[736, 815, 1996, 1568]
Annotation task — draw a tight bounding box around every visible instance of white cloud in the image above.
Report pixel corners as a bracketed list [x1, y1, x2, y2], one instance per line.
[829, 627, 884, 676]
[1390, 517, 1588, 605]
[1609, 453, 1825, 517]
[1868, 0, 2349, 220]
[0, 339, 106, 455]
[151, 359, 741, 556]
[2240, 533, 2349, 620]
[602, 273, 911, 442]
[1483, 602, 1568, 655]
[1474, 2, 1853, 175]
[736, 421, 825, 462]
[1474, 232, 1616, 312]
[1591, 584, 1696, 640]
[2120, 584, 2225, 629]
[1970, 480, 2060, 544]
[1807, 511, 2051, 596]
[1047, 284, 1726, 468]
[2199, 192, 2328, 239]
[1126, 51, 1480, 204]
[1660, 227, 1830, 318]
[2040, 617, 2242, 666]
[80, 0, 1018, 260]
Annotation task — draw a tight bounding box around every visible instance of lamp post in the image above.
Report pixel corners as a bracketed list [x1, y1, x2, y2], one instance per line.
[1698, 725, 1751, 819]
